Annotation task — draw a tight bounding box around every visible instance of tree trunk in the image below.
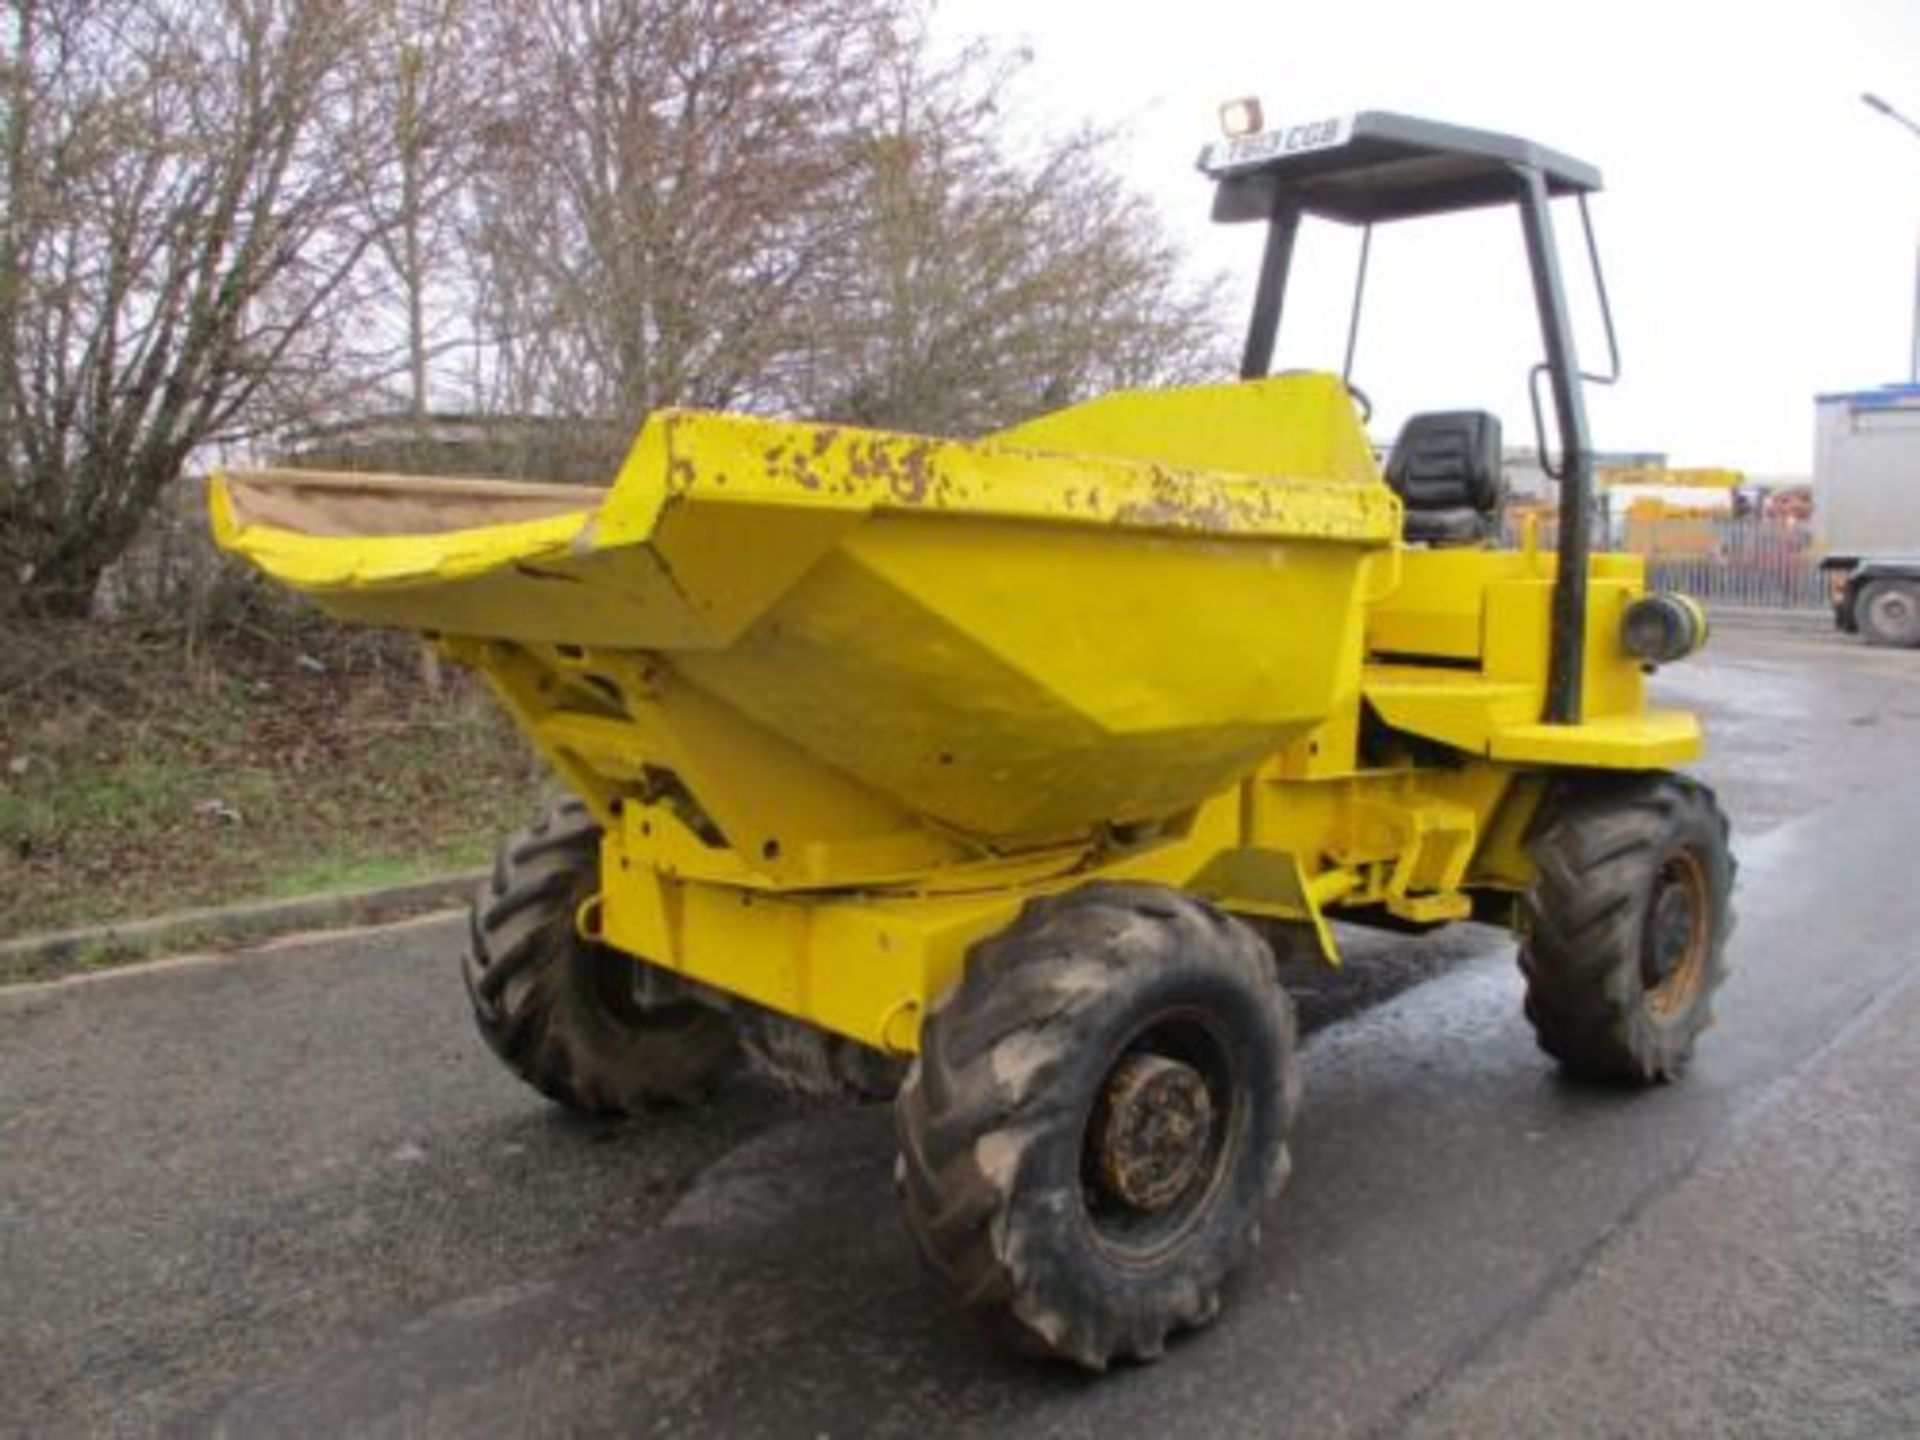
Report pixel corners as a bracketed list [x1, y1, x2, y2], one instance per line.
[15, 548, 111, 620]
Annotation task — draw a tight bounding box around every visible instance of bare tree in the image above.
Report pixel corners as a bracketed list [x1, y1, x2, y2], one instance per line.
[466, 0, 887, 424]
[0, 0, 403, 617]
[348, 0, 485, 419]
[805, 38, 1226, 434]
[464, 2, 1224, 442]
[0, 0, 1229, 620]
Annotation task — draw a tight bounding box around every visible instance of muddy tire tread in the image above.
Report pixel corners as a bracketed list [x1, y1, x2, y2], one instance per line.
[464, 800, 736, 1113]
[1518, 774, 1735, 1083]
[895, 882, 1298, 1369]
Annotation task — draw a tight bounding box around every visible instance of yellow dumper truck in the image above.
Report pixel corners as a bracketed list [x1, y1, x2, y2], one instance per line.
[212, 112, 1733, 1369]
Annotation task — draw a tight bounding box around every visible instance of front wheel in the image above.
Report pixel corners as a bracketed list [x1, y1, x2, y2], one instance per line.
[895, 883, 1299, 1370]
[1518, 774, 1735, 1083]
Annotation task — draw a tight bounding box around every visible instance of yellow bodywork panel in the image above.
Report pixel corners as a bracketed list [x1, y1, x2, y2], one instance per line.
[214, 380, 1398, 846]
[1362, 546, 1701, 770]
[595, 759, 1551, 1053]
[207, 373, 1709, 1056]
[673, 515, 1372, 840]
[213, 392, 1397, 650]
[1491, 711, 1701, 767]
[993, 372, 1381, 486]
[1365, 547, 1510, 660]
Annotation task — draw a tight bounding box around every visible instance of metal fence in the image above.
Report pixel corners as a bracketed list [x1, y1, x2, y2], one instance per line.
[1501, 513, 1827, 612]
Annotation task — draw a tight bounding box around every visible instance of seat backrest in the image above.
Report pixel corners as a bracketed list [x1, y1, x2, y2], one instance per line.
[1385, 411, 1505, 545]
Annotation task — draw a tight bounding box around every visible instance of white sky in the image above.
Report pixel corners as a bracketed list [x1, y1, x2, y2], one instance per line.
[936, 0, 1920, 476]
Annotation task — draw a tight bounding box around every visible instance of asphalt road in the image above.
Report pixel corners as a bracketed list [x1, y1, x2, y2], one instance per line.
[2, 621, 1916, 1438]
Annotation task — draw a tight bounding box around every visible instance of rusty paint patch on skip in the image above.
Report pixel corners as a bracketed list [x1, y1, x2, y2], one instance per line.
[890, 441, 937, 503]
[1101, 462, 1383, 538]
[663, 414, 701, 493]
[648, 409, 1394, 544]
[838, 435, 941, 504]
[763, 438, 824, 492]
[1113, 466, 1241, 533]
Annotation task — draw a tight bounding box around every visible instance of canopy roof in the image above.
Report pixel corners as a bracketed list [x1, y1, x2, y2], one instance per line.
[1203, 111, 1601, 225]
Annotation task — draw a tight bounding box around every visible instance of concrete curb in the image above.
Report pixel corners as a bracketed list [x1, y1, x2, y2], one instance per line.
[0, 869, 486, 986]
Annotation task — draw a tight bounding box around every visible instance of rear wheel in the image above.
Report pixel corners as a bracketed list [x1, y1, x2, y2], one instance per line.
[464, 800, 737, 1113]
[1519, 774, 1735, 1083]
[895, 882, 1298, 1369]
[1857, 578, 1920, 647]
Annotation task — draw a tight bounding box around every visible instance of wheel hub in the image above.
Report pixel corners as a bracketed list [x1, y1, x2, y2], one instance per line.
[1643, 853, 1708, 1017]
[1090, 1052, 1215, 1213]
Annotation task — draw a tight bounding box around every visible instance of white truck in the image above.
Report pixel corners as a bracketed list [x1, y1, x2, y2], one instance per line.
[1815, 384, 1920, 646]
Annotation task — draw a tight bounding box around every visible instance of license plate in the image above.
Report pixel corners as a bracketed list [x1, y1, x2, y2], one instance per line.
[1200, 116, 1353, 175]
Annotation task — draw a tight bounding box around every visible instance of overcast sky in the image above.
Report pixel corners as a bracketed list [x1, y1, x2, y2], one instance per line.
[937, 0, 1920, 477]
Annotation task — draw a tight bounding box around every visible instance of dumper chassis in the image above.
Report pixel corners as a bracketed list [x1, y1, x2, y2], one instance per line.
[214, 112, 1734, 1369]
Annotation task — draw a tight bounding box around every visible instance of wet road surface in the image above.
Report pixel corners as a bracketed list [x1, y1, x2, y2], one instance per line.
[1, 621, 1915, 1437]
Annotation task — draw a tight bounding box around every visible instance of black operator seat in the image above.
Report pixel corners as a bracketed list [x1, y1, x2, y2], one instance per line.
[1384, 410, 1505, 546]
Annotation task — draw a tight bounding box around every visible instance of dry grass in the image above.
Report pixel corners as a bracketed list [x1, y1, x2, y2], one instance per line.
[0, 618, 551, 937]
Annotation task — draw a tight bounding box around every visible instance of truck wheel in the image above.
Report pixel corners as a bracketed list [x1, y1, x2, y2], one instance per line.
[464, 800, 737, 1113]
[1857, 579, 1920, 647]
[895, 882, 1299, 1369]
[1519, 775, 1734, 1083]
